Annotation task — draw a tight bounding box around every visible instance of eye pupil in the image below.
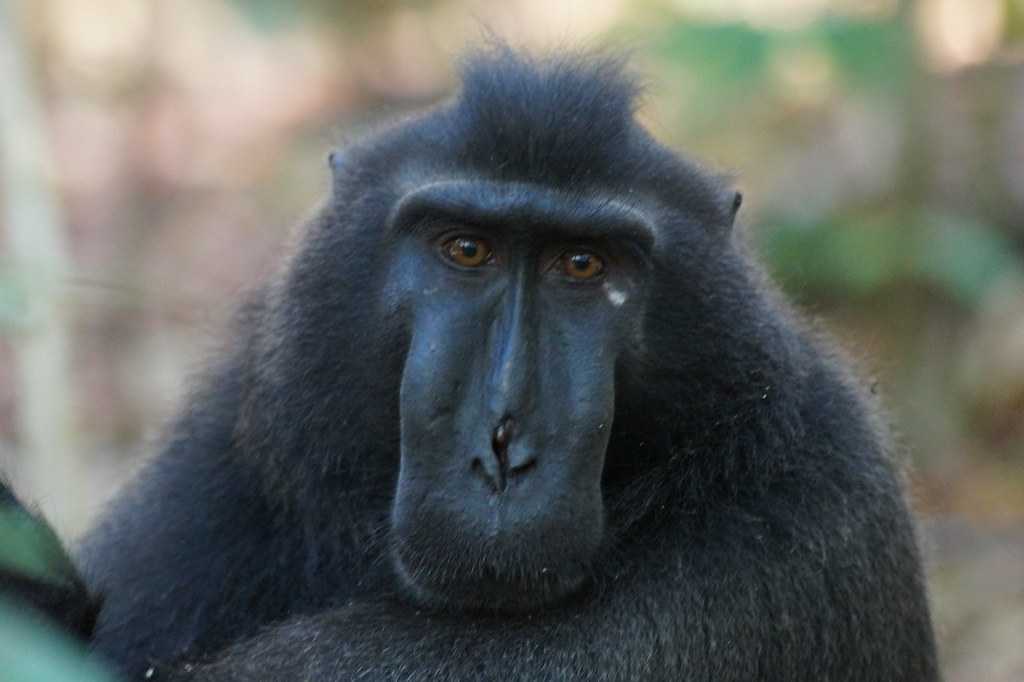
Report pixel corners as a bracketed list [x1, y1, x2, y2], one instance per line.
[443, 236, 491, 268]
[561, 251, 603, 280]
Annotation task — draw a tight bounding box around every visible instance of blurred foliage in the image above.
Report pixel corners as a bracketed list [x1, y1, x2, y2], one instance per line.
[1008, 0, 1024, 42]
[0, 601, 114, 682]
[0, 499, 75, 586]
[0, 504, 112, 682]
[650, 11, 1021, 315]
[227, 0, 438, 31]
[763, 210, 1023, 305]
[819, 19, 912, 90]
[651, 16, 912, 127]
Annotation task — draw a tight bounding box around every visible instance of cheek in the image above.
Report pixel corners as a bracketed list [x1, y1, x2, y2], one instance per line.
[397, 303, 496, 483]
[527, 322, 617, 454]
[399, 303, 482, 407]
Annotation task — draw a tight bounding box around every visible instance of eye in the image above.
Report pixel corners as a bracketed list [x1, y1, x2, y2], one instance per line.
[559, 251, 605, 281]
[442, 236, 493, 268]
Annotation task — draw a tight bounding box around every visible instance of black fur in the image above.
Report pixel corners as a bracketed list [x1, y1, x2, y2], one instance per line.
[7, 48, 938, 681]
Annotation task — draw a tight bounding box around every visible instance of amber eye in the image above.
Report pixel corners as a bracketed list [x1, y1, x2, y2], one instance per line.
[560, 251, 605, 280]
[442, 236, 493, 268]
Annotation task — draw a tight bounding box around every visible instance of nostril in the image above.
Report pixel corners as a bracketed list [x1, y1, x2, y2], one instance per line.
[508, 457, 536, 478]
[474, 418, 535, 493]
[471, 457, 501, 493]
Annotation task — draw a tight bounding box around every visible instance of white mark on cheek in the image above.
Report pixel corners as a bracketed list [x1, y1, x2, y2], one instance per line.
[604, 284, 627, 307]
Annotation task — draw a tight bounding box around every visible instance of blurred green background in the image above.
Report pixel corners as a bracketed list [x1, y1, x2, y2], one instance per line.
[0, 1, 1021, 679]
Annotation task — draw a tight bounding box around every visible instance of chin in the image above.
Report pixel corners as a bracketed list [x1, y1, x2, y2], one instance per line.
[391, 541, 592, 614]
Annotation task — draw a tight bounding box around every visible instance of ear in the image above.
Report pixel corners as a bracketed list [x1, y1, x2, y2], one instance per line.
[729, 191, 743, 226]
[327, 150, 344, 175]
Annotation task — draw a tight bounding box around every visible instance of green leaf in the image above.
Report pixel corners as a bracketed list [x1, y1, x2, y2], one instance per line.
[0, 507, 76, 587]
[816, 19, 911, 89]
[655, 23, 773, 89]
[0, 601, 116, 682]
[759, 210, 1023, 306]
[224, 0, 300, 30]
[761, 216, 910, 297]
[915, 212, 1023, 306]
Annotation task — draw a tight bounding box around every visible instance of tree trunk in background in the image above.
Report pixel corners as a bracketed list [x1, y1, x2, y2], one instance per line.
[0, 0, 83, 537]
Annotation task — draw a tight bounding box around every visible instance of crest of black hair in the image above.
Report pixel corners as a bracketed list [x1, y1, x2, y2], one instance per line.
[337, 45, 734, 225]
[451, 46, 641, 181]
[405, 45, 731, 225]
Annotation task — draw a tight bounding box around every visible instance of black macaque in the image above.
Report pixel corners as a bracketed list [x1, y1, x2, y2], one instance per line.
[1, 47, 939, 681]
